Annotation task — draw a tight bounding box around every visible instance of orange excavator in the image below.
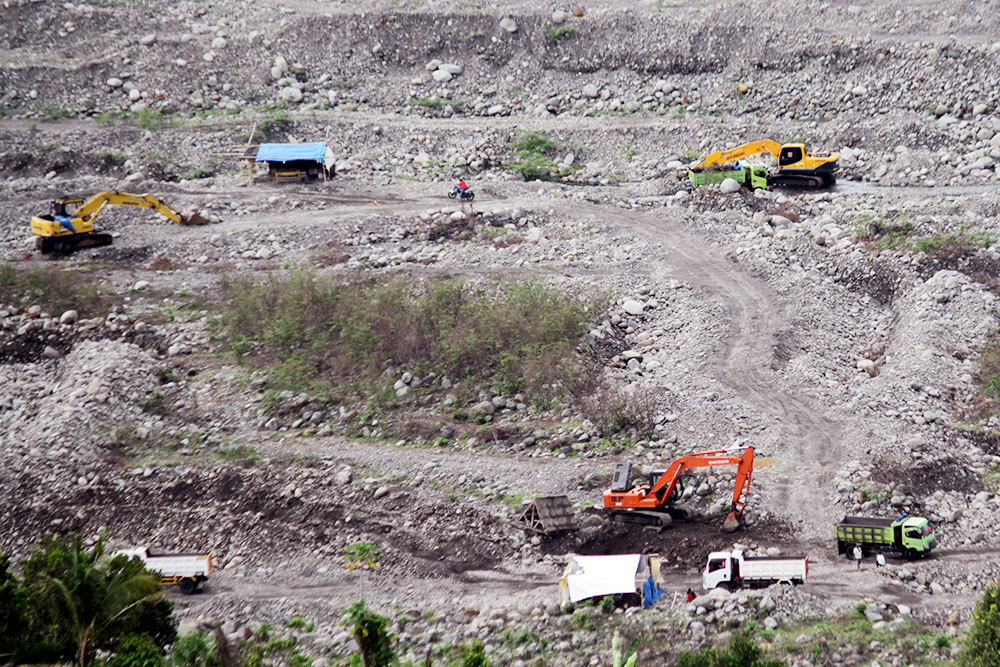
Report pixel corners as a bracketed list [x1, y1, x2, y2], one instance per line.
[603, 446, 760, 533]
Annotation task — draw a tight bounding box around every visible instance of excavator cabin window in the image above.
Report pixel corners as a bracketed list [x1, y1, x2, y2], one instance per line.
[779, 146, 804, 166]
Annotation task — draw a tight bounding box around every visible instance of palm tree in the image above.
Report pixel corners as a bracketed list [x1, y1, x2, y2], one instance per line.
[22, 533, 163, 667]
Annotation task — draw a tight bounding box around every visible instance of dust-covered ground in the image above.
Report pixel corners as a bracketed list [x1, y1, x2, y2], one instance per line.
[4, 0, 1000, 665]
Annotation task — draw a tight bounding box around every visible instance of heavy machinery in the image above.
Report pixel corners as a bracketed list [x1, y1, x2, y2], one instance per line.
[688, 139, 839, 189]
[114, 546, 213, 594]
[30, 191, 206, 254]
[836, 514, 938, 560]
[603, 446, 763, 532]
[703, 549, 808, 591]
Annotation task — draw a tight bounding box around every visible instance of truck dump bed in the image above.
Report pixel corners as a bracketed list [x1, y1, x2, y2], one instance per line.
[739, 556, 807, 582]
[838, 516, 893, 528]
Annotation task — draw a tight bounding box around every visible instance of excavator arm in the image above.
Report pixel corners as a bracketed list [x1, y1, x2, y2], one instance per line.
[691, 140, 782, 169]
[73, 191, 188, 225]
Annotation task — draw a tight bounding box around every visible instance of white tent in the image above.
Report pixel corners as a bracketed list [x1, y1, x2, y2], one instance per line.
[559, 554, 644, 604]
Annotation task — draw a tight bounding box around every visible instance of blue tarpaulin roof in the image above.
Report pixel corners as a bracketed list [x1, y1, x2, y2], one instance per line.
[255, 142, 329, 163]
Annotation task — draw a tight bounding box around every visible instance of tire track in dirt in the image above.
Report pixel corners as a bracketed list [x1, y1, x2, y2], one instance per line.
[545, 200, 842, 539]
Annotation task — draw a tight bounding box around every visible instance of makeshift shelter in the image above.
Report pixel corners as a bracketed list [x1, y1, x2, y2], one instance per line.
[558, 554, 665, 608]
[517, 496, 577, 534]
[244, 142, 335, 183]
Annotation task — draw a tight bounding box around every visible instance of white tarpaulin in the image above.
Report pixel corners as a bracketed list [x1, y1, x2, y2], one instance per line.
[561, 554, 642, 603]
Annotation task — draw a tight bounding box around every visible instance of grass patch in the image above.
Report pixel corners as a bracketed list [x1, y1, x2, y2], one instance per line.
[245, 109, 291, 142]
[44, 105, 72, 119]
[913, 225, 994, 258]
[506, 130, 583, 182]
[94, 107, 175, 130]
[416, 96, 463, 110]
[853, 213, 915, 250]
[216, 272, 600, 403]
[544, 25, 577, 40]
[581, 386, 657, 438]
[218, 445, 259, 467]
[0, 262, 108, 315]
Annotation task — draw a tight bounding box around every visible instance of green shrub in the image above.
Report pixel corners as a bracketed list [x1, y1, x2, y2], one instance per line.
[959, 582, 1000, 667]
[544, 25, 577, 40]
[169, 632, 218, 667]
[217, 272, 598, 403]
[0, 262, 107, 315]
[913, 226, 994, 258]
[506, 130, 582, 182]
[285, 617, 313, 632]
[345, 601, 394, 667]
[676, 634, 784, 667]
[581, 387, 657, 438]
[109, 634, 165, 667]
[343, 542, 381, 570]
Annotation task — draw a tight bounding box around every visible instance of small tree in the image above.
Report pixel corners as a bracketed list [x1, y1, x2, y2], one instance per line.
[346, 601, 394, 667]
[959, 582, 1000, 667]
[0, 553, 30, 662]
[20, 533, 170, 667]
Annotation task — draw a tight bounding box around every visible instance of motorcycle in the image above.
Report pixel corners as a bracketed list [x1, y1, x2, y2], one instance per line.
[448, 186, 475, 201]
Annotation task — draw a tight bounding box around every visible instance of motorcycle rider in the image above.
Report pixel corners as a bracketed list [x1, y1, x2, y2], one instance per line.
[457, 179, 469, 196]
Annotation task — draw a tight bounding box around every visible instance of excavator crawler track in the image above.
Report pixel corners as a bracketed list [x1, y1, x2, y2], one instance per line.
[37, 233, 113, 255]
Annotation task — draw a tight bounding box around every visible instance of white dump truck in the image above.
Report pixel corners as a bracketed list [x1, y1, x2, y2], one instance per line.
[703, 550, 807, 591]
[115, 546, 213, 594]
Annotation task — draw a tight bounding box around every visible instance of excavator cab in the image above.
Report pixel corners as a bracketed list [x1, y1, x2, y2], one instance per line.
[778, 144, 805, 166]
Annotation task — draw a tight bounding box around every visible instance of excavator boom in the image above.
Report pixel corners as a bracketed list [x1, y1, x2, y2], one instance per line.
[691, 140, 782, 169]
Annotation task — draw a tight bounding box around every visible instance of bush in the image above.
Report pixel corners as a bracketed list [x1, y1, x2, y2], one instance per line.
[170, 632, 218, 667]
[959, 582, 1000, 667]
[345, 601, 394, 667]
[506, 130, 582, 181]
[0, 262, 108, 315]
[343, 542, 381, 571]
[217, 273, 598, 403]
[677, 634, 784, 667]
[581, 387, 657, 438]
[109, 634, 165, 667]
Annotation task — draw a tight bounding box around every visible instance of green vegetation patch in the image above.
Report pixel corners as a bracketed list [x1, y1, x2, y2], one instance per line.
[506, 130, 583, 182]
[913, 225, 994, 258]
[544, 25, 577, 40]
[216, 272, 599, 402]
[0, 262, 108, 315]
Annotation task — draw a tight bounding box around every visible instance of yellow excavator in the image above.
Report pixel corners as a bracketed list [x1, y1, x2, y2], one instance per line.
[689, 139, 839, 189]
[30, 191, 207, 254]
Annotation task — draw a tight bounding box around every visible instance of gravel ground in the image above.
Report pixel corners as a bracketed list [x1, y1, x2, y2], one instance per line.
[4, 1, 1000, 664]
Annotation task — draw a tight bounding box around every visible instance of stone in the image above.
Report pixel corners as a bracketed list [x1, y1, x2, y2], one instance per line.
[43, 346, 61, 359]
[60, 310, 78, 325]
[335, 468, 353, 485]
[424, 58, 442, 72]
[107, 77, 124, 88]
[139, 34, 157, 46]
[552, 10, 568, 24]
[265, 418, 279, 431]
[472, 401, 496, 416]
[763, 617, 778, 630]
[582, 83, 599, 99]
[279, 87, 303, 103]
[431, 69, 452, 83]
[132, 280, 150, 291]
[499, 17, 518, 33]
[622, 300, 645, 315]
[374, 485, 390, 499]
[438, 63, 462, 74]
[720, 178, 741, 193]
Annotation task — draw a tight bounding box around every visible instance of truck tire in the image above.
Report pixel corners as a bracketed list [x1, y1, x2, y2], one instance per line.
[716, 582, 731, 592]
[178, 579, 196, 595]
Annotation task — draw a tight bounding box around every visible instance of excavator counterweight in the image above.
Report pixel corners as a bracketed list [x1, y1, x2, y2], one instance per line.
[30, 191, 206, 255]
[603, 446, 760, 532]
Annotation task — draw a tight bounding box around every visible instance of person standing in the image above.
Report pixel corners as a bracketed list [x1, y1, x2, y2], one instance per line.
[853, 544, 863, 571]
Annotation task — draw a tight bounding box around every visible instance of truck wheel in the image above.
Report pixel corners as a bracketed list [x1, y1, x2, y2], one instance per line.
[178, 579, 196, 595]
[903, 548, 913, 561]
[716, 582, 731, 592]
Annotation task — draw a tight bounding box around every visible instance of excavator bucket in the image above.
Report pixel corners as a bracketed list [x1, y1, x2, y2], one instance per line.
[180, 211, 209, 226]
[721, 512, 741, 533]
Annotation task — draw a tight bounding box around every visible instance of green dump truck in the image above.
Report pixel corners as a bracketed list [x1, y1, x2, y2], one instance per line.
[836, 515, 938, 560]
[688, 160, 769, 190]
